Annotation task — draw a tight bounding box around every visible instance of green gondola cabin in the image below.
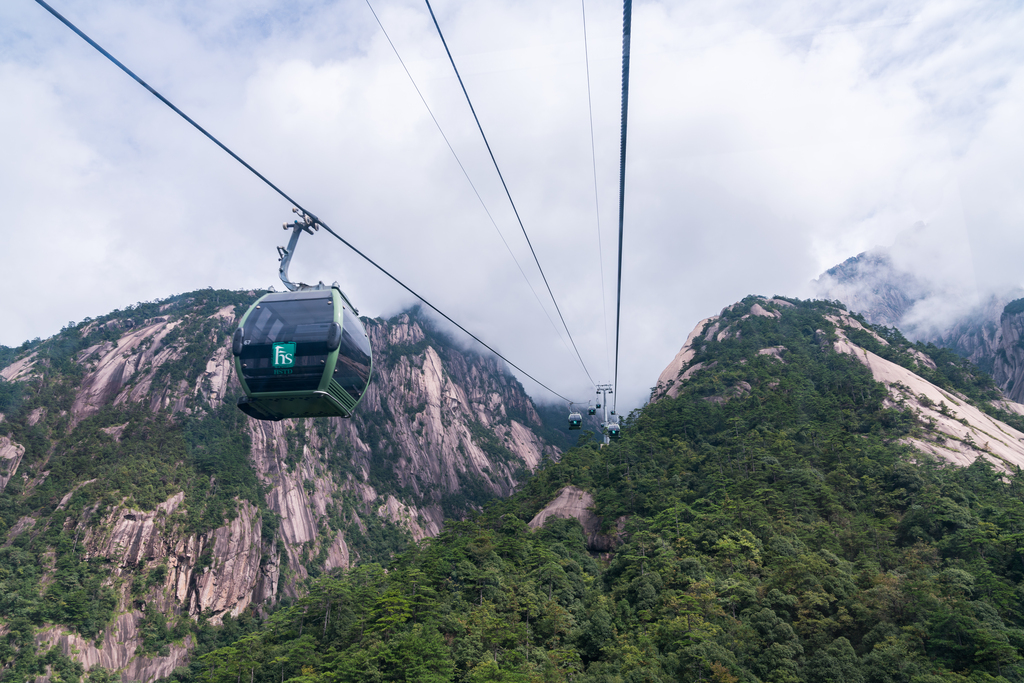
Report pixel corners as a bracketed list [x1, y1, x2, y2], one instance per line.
[233, 285, 372, 421]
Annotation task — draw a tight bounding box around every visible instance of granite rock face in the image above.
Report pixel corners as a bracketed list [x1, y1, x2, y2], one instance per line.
[653, 298, 1024, 473]
[815, 250, 1024, 403]
[992, 304, 1024, 403]
[924, 299, 1024, 402]
[0, 435, 24, 492]
[528, 486, 624, 552]
[813, 252, 927, 328]
[0, 294, 558, 681]
[825, 310, 1024, 471]
[36, 613, 189, 683]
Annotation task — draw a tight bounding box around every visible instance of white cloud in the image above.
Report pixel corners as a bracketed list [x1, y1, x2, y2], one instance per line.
[2, 0, 1024, 413]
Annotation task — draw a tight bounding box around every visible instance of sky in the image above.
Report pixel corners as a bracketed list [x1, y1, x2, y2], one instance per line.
[2, 0, 1024, 413]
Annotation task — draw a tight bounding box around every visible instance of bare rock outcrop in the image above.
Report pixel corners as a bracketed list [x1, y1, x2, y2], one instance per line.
[87, 493, 187, 567]
[757, 346, 787, 362]
[2, 296, 559, 682]
[828, 313, 1024, 471]
[0, 435, 25, 492]
[350, 314, 556, 506]
[0, 352, 39, 382]
[187, 501, 263, 619]
[653, 317, 715, 400]
[747, 303, 780, 319]
[528, 486, 623, 551]
[75, 492, 267, 622]
[71, 319, 183, 423]
[35, 493, 272, 681]
[652, 298, 792, 402]
[917, 298, 1024, 402]
[37, 612, 189, 681]
[992, 304, 1024, 403]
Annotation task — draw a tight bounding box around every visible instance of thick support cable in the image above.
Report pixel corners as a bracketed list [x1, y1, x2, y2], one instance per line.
[33, 0, 577, 404]
[613, 0, 632, 414]
[581, 0, 612, 379]
[424, 0, 596, 388]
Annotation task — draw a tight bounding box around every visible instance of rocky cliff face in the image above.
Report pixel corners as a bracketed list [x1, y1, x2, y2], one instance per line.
[526, 486, 623, 552]
[654, 297, 1024, 472]
[0, 290, 558, 681]
[992, 302, 1024, 402]
[826, 309, 1024, 470]
[815, 249, 1024, 402]
[930, 303, 1003, 371]
[896, 297, 1024, 403]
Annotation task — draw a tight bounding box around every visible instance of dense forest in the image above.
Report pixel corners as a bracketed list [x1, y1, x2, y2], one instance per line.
[0, 291, 272, 682]
[6, 296, 1024, 682]
[0, 289, 559, 682]
[151, 298, 1024, 683]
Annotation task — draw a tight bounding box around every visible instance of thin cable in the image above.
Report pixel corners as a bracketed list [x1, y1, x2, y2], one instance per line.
[316, 223, 574, 402]
[33, 0, 308, 218]
[34, 0, 579, 404]
[424, 0, 596, 388]
[613, 0, 632, 414]
[364, 0, 578, 368]
[581, 0, 611, 380]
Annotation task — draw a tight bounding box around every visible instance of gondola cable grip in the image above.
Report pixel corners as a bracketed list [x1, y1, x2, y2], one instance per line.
[278, 208, 323, 292]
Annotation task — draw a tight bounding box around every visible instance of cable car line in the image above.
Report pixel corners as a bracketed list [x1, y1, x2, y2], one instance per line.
[308, 222, 578, 404]
[581, 0, 612, 380]
[33, 0, 580, 405]
[424, 0, 597, 388]
[610, 0, 626, 413]
[33, 0, 307, 228]
[364, 0, 581, 374]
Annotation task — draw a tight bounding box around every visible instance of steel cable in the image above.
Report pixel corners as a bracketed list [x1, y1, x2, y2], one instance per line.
[613, 0, 632, 414]
[33, 0, 580, 404]
[581, 0, 612, 381]
[423, 0, 596, 388]
[364, 0, 581, 371]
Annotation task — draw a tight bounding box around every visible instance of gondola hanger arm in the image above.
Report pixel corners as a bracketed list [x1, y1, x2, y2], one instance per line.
[278, 208, 322, 291]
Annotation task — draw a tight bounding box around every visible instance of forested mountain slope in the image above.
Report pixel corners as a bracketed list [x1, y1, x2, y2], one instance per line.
[655, 298, 1024, 470]
[182, 297, 1024, 683]
[0, 289, 560, 682]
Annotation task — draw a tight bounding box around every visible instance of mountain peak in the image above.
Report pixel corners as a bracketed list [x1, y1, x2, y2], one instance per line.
[0, 287, 561, 679]
[654, 296, 1024, 471]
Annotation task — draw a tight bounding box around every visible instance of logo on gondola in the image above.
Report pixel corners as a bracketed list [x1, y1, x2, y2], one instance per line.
[272, 342, 296, 371]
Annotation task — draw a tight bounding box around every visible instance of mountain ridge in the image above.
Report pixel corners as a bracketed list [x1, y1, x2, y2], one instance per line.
[813, 247, 1024, 404]
[0, 288, 562, 681]
[163, 294, 1024, 683]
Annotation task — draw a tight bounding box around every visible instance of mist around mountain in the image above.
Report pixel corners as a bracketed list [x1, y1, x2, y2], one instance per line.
[0, 289, 563, 682]
[149, 297, 1024, 683]
[813, 252, 927, 329]
[813, 230, 1024, 404]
